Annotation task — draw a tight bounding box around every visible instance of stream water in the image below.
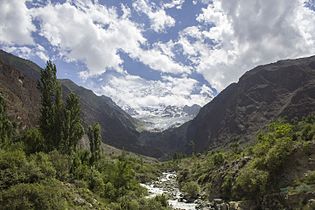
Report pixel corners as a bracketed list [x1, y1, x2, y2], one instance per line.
[141, 172, 198, 210]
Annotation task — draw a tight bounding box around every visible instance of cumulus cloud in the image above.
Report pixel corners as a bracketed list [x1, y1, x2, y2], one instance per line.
[3, 44, 49, 61]
[177, 0, 315, 90]
[133, 0, 176, 32]
[163, 0, 185, 9]
[31, 0, 186, 77]
[0, 0, 35, 45]
[91, 73, 213, 110]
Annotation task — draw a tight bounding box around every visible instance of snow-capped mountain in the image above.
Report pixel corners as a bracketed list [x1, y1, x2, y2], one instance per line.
[124, 104, 201, 132]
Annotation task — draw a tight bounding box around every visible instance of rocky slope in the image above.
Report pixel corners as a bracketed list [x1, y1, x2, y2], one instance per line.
[2, 49, 315, 159]
[0, 50, 163, 156]
[143, 56, 315, 158]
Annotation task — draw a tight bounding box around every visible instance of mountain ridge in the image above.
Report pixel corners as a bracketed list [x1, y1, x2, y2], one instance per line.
[0, 50, 163, 157]
[2, 49, 315, 159]
[146, 55, 315, 157]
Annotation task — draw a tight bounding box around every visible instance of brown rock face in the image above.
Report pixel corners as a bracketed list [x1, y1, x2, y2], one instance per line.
[0, 55, 41, 129]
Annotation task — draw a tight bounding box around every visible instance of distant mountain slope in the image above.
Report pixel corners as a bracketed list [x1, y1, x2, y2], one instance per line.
[127, 104, 201, 132]
[0, 52, 41, 128]
[0, 50, 162, 156]
[143, 55, 315, 158]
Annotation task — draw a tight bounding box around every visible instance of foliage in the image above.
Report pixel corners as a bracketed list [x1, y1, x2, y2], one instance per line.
[0, 61, 165, 209]
[181, 181, 200, 199]
[176, 117, 315, 204]
[38, 61, 64, 151]
[22, 128, 44, 154]
[0, 94, 14, 147]
[233, 162, 269, 199]
[88, 123, 102, 164]
[62, 93, 84, 154]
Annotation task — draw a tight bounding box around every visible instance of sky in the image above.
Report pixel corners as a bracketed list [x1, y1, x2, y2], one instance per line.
[1, 0, 315, 114]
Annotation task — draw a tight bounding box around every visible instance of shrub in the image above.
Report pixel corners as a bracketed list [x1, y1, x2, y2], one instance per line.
[29, 152, 56, 178]
[212, 152, 225, 166]
[303, 171, 315, 185]
[0, 182, 67, 210]
[22, 128, 44, 154]
[181, 181, 200, 199]
[49, 150, 70, 181]
[0, 150, 52, 189]
[233, 163, 269, 199]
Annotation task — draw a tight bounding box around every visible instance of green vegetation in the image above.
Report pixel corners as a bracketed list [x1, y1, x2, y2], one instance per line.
[181, 181, 200, 199]
[0, 95, 14, 147]
[1, 59, 315, 209]
[88, 123, 102, 164]
[176, 117, 315, 207]
[0, 61, 165, 209]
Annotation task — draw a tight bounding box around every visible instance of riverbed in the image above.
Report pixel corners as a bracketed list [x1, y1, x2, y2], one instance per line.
[141, 172, 198, 210]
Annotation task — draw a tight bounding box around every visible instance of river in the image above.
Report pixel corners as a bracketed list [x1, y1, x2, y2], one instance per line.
[141, 172, 198, 210]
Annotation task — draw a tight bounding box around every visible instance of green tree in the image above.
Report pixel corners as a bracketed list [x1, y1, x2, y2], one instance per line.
[61, 93, 84, 154]
[88, 123, 101, 164]
[38, 61, 64, 151]
[0, 94, 14, 146]
[23, 128, 44, 154]
[181, 181, 200, 199]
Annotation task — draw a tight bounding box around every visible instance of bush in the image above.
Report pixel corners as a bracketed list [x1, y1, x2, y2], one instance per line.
[88, 169, 105, 194]
[303, 171, 315, 185]
[22, 128, 44, 154]
[233, 163, 269, 199]
[29, 152, 56, 178]
[0, 150, 53, 189]
[212, 152, 225, 166]
[49, 150, 70, 181]
[181, 181, 200, 199]
[138, 195, 170, 210]
[0, 181, 67, 210]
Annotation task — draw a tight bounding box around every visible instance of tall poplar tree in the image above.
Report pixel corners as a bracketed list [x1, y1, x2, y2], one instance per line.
[88, 123, 101, 164]
[62, 93, 84, 154]
[38, 61, 64, 151]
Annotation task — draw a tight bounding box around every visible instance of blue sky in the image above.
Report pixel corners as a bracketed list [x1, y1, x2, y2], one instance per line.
[1, 0, 315, 115]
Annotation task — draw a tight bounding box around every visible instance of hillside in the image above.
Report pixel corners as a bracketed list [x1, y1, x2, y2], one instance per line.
[0, 50, 162, 156]
[142, 56, 315, 158]
[2, 49, 315, 160]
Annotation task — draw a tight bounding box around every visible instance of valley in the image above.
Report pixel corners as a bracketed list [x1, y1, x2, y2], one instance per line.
[1, 50, 315, 209]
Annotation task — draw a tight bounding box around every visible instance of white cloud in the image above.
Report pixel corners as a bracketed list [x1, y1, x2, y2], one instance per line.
[91, 73, 213, 110]
[163, 0, 185, 9]
[133, 0, 176, 32]
[3, 44, 49, 61]
[31, 0, 186, 77]
[0, 0, 35, 45]
[176, 0, 315, 91]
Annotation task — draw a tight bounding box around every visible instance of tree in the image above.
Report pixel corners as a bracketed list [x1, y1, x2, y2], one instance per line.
[61, 93, 84, 154]
[23, 128, 44, 154]
[38, 61, 64, 151]
[88, 123, 101, 164]
[181, 181, 200, 199]
[0, 94, 14, 146]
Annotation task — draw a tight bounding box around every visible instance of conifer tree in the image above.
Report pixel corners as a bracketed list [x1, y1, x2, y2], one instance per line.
[0, 94, 14, 146]
[62, 93, 84, 154]
[38, 61, 64, 151]
[88, 123, 101, 164]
